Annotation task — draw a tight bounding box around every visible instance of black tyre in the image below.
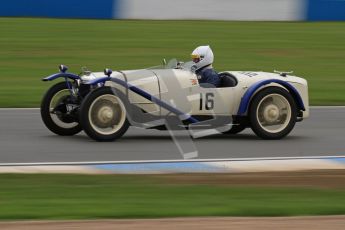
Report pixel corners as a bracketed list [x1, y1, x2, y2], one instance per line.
[79, 87, 130, 142]
[249, 87, 297, 139]
[40, 81, 82, 136]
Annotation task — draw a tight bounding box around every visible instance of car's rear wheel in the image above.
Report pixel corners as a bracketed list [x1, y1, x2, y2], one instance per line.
[79, 87, 129, 141]
[249, 87, 297, 139]
[40, 81, 82, 136]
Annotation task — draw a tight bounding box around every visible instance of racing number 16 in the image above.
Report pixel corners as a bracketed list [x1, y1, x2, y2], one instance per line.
[199, 93, 214, 110]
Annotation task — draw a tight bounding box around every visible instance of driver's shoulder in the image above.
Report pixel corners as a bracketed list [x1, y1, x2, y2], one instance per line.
[202, 68, 218, 77]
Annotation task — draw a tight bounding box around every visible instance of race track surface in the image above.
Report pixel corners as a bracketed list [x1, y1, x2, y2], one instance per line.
[0, 107, 344, 164]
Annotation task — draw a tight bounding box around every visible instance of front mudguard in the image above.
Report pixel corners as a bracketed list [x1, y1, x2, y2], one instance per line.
[42, 72, 83, 104]
[42, 72, 80, 82]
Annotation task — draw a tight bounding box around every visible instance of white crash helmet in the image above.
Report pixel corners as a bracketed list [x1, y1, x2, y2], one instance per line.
[191, 45, 214, 71]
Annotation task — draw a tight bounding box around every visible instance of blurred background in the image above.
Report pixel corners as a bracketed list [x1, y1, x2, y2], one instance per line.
[0, 1, 345, 223]
[0, 0, 344, 107]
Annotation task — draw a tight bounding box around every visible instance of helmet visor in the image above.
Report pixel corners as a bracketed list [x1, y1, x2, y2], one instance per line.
[191, 54, 200, 63]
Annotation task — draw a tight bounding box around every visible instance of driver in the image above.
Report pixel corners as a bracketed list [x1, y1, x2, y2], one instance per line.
[191, 45, 220, 88]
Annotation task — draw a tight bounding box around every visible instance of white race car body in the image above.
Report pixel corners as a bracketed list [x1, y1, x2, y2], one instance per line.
[42, 60, 309, 140]
[82, 66, 309, 119]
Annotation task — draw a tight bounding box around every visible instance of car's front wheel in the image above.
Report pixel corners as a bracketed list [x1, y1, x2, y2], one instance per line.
[249, 87, 297, 139]
[40, 81, 82, 136]
[79, 87, 130, 142]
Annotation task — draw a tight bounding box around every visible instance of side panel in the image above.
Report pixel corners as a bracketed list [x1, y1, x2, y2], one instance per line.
[154, 69, 236, 116]
[106, 70, 160, 115]
[189, 87, 237, 116]
[153, 69, 196, 116]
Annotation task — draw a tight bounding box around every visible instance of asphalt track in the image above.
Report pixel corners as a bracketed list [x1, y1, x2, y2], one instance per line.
[0, 107, 344, 164]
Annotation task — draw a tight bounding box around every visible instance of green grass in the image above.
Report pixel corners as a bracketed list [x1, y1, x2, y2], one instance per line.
[0, 174, 344, 220]
[0, 18, 345, 106]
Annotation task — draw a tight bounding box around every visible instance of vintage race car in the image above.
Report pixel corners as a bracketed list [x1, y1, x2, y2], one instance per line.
[41, 59, 309, 141]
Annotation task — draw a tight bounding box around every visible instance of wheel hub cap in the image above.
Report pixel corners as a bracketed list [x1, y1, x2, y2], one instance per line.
[91, 99, 121, 129]
[98, 107, 114, 122]
[88, 94, 127, 136]
[264, 104, 279, 123]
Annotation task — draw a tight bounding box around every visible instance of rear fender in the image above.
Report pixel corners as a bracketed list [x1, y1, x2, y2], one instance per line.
[237, 79, 305, 116]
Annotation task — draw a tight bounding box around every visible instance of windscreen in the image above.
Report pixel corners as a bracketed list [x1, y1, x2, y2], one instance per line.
[147, 58, 194, 72]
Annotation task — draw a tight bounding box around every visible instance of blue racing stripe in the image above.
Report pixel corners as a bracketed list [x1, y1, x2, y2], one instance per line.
[87, 76, 200, 123]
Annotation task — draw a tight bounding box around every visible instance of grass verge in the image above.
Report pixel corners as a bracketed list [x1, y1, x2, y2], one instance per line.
[0, 173, 344, 220]
[0, 18, 344, 106]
